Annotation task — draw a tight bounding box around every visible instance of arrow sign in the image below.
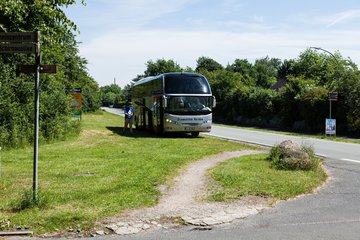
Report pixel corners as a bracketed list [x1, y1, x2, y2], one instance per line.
[19, 64, 57, 74]
[0, 32, 36, 43]
[40, 65, 57, 73]
[0, 43, 36, 54]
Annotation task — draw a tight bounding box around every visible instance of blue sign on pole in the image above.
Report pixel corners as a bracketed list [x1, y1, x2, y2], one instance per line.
[325, 118, 336, 135]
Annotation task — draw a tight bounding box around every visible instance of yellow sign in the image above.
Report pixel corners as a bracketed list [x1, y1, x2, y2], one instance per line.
[70, 88, 82, 118]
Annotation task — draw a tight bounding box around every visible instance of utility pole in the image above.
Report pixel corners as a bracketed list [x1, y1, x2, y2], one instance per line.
[310, 47, 338, 136]
[33, 30, 41, 201]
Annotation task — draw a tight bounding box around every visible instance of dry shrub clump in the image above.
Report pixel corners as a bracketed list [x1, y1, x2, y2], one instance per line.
[268, 140, 319, 171]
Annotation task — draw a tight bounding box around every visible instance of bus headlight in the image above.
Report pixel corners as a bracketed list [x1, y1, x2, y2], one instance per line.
[166, 118, 177, 124]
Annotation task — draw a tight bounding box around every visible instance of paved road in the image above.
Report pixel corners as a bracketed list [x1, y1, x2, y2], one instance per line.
[86, 108, 360, 240]
[208, 125, 360, 163]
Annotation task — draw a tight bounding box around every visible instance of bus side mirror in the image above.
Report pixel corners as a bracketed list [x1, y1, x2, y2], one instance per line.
[212, 96, 216, 108]
[163, 96, 168, 108]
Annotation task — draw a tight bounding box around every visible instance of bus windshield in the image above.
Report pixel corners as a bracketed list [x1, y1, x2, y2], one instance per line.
[166, 96, 212, 115]
[164, 75, 211, 94]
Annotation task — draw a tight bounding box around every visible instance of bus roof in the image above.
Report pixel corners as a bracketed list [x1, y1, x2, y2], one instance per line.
[132, 72, 205, 87]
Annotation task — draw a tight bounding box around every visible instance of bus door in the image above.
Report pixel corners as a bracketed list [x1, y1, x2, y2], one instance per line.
[159, 97, 164, 133]
[152, 97, 161, 133]
[142, 98, 146, 129]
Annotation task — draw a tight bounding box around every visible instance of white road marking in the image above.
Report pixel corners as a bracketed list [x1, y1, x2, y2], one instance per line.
[341, 158, 360, 164]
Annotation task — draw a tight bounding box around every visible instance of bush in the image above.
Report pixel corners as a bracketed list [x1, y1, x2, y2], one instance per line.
[268, 143, 319, 171]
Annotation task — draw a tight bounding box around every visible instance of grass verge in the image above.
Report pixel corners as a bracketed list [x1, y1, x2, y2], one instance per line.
[0, 111, 256, 235]
[208, 154, 327, 203]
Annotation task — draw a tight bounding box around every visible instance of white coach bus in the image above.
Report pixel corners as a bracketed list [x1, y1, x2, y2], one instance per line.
[131, 72, 216, 137]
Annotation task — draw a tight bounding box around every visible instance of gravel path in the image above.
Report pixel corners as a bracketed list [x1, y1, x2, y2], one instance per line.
[102, 150, 269, 236]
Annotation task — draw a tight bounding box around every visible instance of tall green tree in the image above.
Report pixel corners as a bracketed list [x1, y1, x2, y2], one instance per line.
[195, 56, 224, 72]
[253, 57, 280, 88]
[143, 59, 182, 77]
[227, 59, 256, 86]
[100, 84, 122, 107]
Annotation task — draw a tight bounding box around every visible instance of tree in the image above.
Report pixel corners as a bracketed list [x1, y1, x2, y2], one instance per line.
[278, 59, 296, 79]
[100, 84, 122, 107]
[253, 57, 280, 88]
[0, 0, 100, 148]
[227, 59, 256, 86]
[143, 59, 182, 77]
[195, 56, 223, 72]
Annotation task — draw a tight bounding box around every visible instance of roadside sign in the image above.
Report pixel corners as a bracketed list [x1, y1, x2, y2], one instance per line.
[18, 64, 36, 74]
[19, 64, 57, 74]
[71, 88, 82, 119]
[0, 43, 36, 54]
[328, 92, 338, 101]
[40, 65, 57, 73]
[325, 118, 336, 135]
[0, 32, 35, 43]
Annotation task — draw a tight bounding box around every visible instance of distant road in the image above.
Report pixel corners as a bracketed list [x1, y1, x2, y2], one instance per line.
[102, 107, 123, 116]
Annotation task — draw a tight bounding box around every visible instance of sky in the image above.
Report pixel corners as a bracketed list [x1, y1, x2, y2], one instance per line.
[63, 0, 360, 87]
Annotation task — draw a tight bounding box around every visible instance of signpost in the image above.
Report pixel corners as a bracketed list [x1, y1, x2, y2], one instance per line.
[0, 31, 56, 201]
[326, 92, 338, 136]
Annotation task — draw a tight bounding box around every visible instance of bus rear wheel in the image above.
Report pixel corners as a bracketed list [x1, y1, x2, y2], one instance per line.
[191, 132, 200, 137]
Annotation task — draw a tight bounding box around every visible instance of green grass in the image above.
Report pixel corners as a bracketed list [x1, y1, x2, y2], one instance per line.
[208, 154, 327, 202]
[0, 111, 256, 234]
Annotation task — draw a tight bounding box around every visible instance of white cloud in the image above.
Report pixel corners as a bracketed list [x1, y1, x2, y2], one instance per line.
[313, 9, 360, 27]
[80, 28, 360, 87]
[101, 0, 198, 27]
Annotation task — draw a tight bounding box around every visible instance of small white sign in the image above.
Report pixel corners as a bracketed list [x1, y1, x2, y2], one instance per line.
[325, 119, 336, 135]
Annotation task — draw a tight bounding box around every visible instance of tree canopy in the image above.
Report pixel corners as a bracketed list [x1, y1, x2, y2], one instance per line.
[0, 0, 100, 148]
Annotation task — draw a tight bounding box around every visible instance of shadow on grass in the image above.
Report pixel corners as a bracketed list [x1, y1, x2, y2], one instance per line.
[106, 126, 204, 139]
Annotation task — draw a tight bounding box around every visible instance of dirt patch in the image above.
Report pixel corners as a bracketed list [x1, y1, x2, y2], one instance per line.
[80, 130, 108, 138]
[101, 150, 270, 235]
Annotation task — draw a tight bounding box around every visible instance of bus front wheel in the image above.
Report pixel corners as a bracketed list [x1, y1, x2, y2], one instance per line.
[191, 132, 200, 137]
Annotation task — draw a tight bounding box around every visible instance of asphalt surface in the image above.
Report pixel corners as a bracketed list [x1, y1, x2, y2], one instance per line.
[26, 108, 358, 240]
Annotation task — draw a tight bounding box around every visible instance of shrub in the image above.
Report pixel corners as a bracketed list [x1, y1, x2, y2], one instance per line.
[268, 143, 319, 171]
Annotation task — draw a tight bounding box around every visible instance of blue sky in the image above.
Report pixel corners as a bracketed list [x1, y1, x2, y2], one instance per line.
[63, 0, 360, 87]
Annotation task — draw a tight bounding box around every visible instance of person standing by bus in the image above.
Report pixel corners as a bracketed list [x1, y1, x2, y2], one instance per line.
[123, 101, 134, 133]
